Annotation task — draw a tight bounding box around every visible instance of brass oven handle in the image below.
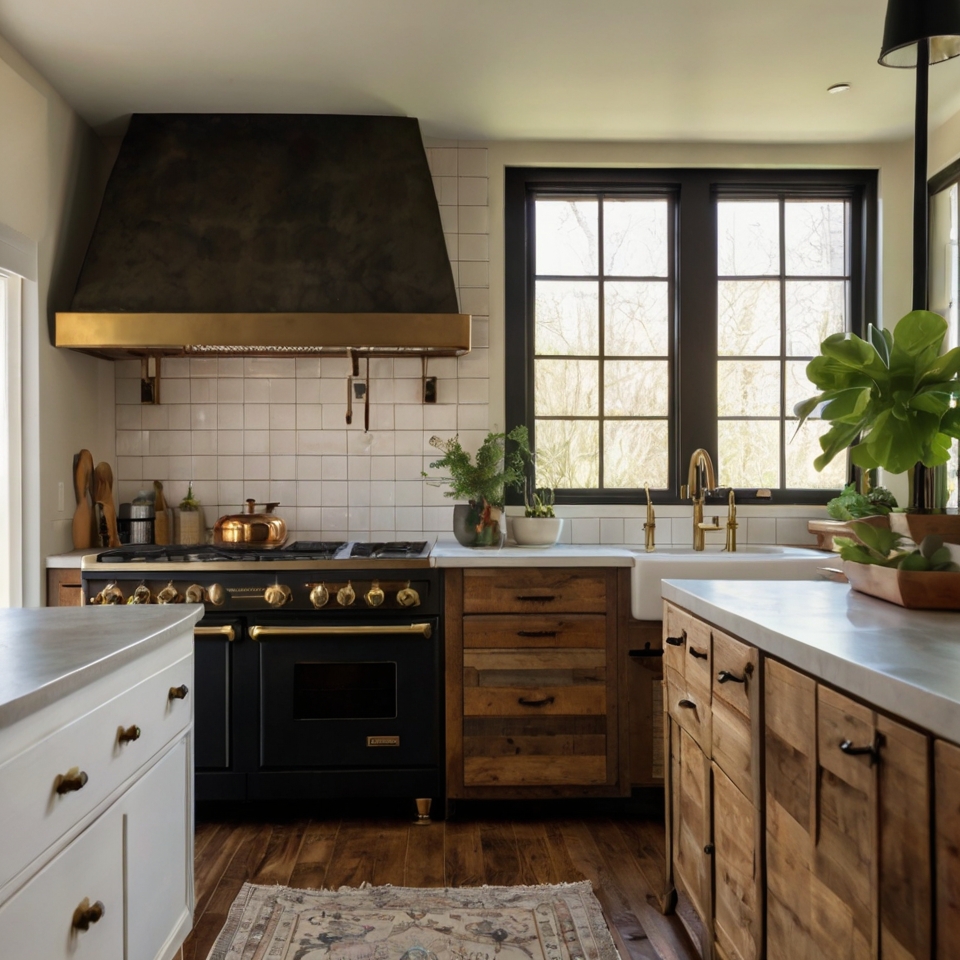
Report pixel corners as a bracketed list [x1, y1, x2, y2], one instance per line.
[194, 625, 237, 641]
[249, 623, 433, 640]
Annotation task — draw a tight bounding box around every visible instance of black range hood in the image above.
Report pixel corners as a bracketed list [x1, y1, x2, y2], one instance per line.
[56, 114, 470, 358]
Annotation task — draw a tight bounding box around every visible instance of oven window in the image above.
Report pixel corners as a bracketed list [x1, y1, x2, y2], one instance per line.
[293, 661, 397, 720]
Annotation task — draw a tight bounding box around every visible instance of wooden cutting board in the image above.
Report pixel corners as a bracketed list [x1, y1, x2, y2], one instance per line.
[71, 450, 97, 549]
[94, 461, 120, 548]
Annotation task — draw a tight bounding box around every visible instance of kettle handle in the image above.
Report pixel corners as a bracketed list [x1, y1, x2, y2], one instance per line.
[244, 499, 281, 515]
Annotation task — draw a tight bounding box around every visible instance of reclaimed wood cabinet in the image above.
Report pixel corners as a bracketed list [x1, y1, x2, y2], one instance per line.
[445, 566, 627, 799]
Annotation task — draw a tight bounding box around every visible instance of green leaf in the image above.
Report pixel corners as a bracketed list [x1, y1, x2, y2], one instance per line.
[917, 345, 960, 386]
[792, 394, 822, 424]
[848, 442, 880, 470]
[821, 333, 887, 376]
[941, 408, 960, 440]
[867, 323, 890, 366]
[813, 420, 863, 470]
[821, 388, 871, 422]
[861, 409, 926, 474]
[891, 310, 948, 357]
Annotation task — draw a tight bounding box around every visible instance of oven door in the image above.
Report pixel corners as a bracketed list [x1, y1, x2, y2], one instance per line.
[253, 619, 440, 769]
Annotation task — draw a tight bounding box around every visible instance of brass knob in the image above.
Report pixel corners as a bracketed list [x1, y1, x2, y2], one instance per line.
[309, 583, 330, 608]
[168, 684, 189, 701]
[365, 581, 385, 607]
[128, 584, 151, 605]
[72, 898, 105, 932]
[396, 582, 420, 607]
[94, 583, 124, 605]
[157, 581, 180, 604]
[185, 584, 205, 604]
[337, 582, 356, 606]
[264, 584, 292, 608]
[207, 583, 226, 606]
[118, 724, 141, 744]
[56, 768, 88, 795]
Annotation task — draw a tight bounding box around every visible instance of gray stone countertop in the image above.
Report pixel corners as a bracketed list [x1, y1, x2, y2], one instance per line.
[430, 539, 634, 566]
[661, 579, 960, 744]
[0, 605, 204, 728]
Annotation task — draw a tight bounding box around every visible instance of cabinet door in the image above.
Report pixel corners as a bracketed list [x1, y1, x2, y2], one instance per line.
[712, 763, 761, 960]
[672, 723, 713, 935]
[935, 739, 960, 951]
[123, 736, 192, 960]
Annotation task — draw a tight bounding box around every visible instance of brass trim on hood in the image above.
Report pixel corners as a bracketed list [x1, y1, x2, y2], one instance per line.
[55, 312, 472, 359]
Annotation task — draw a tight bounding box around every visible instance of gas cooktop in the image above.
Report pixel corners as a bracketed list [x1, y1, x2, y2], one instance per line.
[91, 540, 432, 566]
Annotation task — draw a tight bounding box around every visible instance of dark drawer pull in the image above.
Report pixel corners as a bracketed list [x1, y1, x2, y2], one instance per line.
[118, 724, 141, 743]
[72, 899, 105, 931]
[517, 630, 558, 637]
[518, 696, 555, 707]
[717, 670, 746, 684]
[629, 648, 664, 658]
[168, 684, 189, 701]
[516, 595, 556, 602]
[839, 734, 883, 766]
[688, 647, 708, 660]
[56, 770, 89, 795]
[665, 632, 686, 646]
[704, 844, 715, 855]
[677, 698, 697, 709]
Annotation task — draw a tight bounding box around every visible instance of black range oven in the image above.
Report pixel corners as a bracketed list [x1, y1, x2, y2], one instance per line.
[81, 542, 442, 812]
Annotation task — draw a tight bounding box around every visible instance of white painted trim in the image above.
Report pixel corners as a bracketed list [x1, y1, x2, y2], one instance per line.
[0, 271, 23, 606]
[0, 223, 38, 283]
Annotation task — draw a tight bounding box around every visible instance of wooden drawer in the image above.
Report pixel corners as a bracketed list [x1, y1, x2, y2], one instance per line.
[665, 666, 710, 754]
[0, 653, 193, 893]
[712, 629, 757, 717]
[711, 631, 760, 801]
[463, 568, 607, 614]
[0, 799, 123, 960]
[463, 615, 605, 648]
[662, 602, 711, 679]
[463, 684, 605, 717]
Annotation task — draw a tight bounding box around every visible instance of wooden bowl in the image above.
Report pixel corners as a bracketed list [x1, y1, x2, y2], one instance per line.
[807, 515, 889, 552]
[843, 561, 960, 610]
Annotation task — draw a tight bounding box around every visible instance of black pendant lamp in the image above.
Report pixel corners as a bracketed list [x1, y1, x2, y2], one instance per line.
[878, 0, 960, 310]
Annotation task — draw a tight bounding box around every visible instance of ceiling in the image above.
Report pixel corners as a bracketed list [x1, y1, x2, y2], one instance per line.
[2, 0, 960, 142]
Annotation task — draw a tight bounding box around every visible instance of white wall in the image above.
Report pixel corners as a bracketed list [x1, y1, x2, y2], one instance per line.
[0, 32, 111, 603]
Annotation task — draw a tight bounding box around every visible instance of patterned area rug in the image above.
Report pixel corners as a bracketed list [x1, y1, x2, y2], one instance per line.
[206, 880, 621, 960]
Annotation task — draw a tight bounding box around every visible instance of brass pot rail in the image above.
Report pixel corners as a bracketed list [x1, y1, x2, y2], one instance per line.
[248, 623, 433, 641]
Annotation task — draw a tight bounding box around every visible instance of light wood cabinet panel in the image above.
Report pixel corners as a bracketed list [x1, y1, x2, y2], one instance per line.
[463, 614, 606, 648]
[462, 568, 607, 614]
[713, 762, 762, 960]
[46, 568, 82, 607]
[663, 601, 711, 677]
[935, 739, 960, 953]
[665, 666, 711, 754]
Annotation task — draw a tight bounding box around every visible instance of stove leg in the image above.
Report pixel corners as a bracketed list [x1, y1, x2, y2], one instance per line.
[414, 797, 432, 825]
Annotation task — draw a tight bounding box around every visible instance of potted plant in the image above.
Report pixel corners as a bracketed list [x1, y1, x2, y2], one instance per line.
[834, 523, 960, 609]
[425, 428, 527, 547]
[808, 482, 898, 551]
[795, 309, 960, 541]
[509, 433, 564, 547]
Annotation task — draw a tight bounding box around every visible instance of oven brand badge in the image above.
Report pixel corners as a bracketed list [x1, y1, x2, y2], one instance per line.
[367, 736, 400, 747]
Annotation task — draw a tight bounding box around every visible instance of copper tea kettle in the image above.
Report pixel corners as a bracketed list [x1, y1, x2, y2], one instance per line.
[213, 500, 288, 548]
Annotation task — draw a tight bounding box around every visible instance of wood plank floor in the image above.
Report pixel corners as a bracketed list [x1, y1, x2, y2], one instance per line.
[178, 800, 698, 960]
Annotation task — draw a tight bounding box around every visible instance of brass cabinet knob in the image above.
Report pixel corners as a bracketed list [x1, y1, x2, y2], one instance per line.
[396, 582, 420, 607]
[157, 581, 181, 604]
[72, 898, 105, 932]
[207, 583, 226, 605]
[168, 684, 189, 701]
[118, 724, 141, 744]
[264, 584, 292, 608]
[337, 582, 356, 607]
[94, 583, 124, 605]
[56, 768, 89, 794]
[128, 584, 151, 605]
[364, 581, 385, 607]
[185, 584, 205, 604]
[309, 583, 330, 608]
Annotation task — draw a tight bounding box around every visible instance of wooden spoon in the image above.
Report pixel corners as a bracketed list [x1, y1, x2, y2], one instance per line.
[94, 461, 120, 548]
[71, 450, 96, 549]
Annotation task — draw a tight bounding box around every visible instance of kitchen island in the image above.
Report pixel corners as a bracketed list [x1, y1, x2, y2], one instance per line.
[0, 605, 203, 960]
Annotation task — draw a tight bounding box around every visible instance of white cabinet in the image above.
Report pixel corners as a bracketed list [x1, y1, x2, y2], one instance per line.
[0, 611, 197, 960]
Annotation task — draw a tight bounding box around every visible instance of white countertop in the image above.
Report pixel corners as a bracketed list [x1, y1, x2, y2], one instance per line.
[46, 550, 98, 569]
[0, 605, 205, 727]
[661, 579, 960, 744]
[430, 540, 634, 566]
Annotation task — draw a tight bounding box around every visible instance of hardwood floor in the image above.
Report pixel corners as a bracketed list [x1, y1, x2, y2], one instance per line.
[178, 800, 698, 960]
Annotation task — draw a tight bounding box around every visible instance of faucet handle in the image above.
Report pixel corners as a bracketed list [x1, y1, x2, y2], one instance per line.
[680, 484, 689, 499]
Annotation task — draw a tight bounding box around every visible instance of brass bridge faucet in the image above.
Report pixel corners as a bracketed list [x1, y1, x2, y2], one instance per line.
[681, 448, 717, 551]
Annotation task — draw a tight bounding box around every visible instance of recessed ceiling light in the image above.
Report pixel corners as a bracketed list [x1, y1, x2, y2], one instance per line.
[828, 83, 852, 94]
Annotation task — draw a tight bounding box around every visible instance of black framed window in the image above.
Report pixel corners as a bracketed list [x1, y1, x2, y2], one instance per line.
[505, 168, 878, 505]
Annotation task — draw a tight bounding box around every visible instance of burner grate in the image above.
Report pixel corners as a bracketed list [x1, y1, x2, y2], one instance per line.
[349, 541, 429, 559]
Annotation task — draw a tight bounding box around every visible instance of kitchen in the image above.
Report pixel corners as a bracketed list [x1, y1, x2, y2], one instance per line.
[2, 2, 960, 960]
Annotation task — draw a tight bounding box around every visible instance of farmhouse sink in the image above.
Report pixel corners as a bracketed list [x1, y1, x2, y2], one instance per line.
[630, 545, 828, 620]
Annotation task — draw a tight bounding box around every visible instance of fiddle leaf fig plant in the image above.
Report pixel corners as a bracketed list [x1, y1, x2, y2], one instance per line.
[794, 310, 960, 475]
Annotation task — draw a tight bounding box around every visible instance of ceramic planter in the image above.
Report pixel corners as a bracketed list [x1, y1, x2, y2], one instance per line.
[510, 516, 564, 547]
[452, 501, 502, 547]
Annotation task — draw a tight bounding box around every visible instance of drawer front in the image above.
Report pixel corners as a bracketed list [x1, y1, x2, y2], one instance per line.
[662, 602, 711, 679]
[712, 629, 758, 718]
[463, 615, 605, 648]
[672, 723, 712, 930]
[463, 684, 605, 717]
[0, 801, 123, 960]
[665, 666, 710, 754]
[463, 568, 607, 614]
[0, 653, 193, 892]
[712, 695, 755, 803]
